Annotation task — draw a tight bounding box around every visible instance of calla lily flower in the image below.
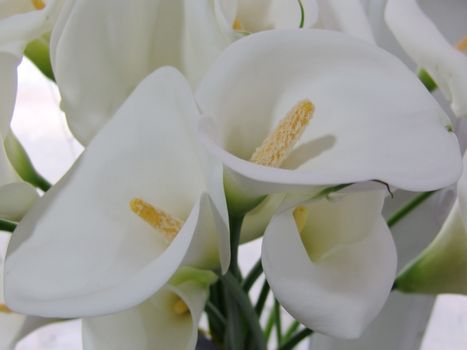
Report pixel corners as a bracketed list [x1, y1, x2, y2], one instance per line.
[4, 67, 229, 318]
[396, 153, 467, 294]
[385, 0, 467, 117]
[0, 235, 54, 350]
[0, 140, 37, 222]
[261, 190, 397, 338]
[51, 0, 233, 145]
[0, 0, 63, 134]
[196, 29, 462, 214]
[216, 0, 374, 43]
[0, 0, 63, 221]
[82, 267, 216, 350]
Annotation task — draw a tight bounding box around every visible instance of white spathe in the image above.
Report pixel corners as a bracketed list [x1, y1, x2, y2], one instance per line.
[0, 0, 63, 135]
[0, 0, 62, 221]
[216, 0, 319, 33]
[396, 153, 467, 294]
[262, 190, 397, 338]
[4, 67, 229, 318]
[385, 0, 467, 117]
[0, 140, 37, 222]
[0, 234, 54, 350]
[82, 269, 213, 350]
[196, 30, 461, 206]
[51, 0, 232, 145]
[216, 0, 374, 43]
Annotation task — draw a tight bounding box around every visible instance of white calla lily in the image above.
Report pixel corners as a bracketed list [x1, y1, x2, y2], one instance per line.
[216, 0, 374, 43]
[4, 67, 229, 318]
[0, 234, 54, 350]
[396, 153, 467, 294]
[0, 0, 62, 222]
[0, 0, 63, 135]
[262, 190, 397, 338]
[385, 0, 467, 117]
[51, 0, 233, 145]
[196, 30, 461, 214]
[216, 0, 319, 33]
[0, 137, 37, 222]
[82, 268, 215, 350]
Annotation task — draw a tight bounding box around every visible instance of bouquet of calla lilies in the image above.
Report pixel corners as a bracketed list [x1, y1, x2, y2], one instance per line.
[1, 0, 467, 349]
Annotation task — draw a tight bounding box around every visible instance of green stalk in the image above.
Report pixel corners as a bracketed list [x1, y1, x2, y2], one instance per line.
[224, 285, 245, 350]
[387, 191, 435, 228]
[274, 300, 283, 346]
[277, 328, 313, 350]
[283, 321, 300, 342]
[297, 0, 305, 28]
[221, 272, 266, 350]
[264, 307, 276, 343]
[205, 301, 226, 332]
[0, 219, 16, 232]
[243, 259, 263, 292]
[229, 216, 244, 280]
[255, 279, 270, 316]
[417, 68, 437, 92]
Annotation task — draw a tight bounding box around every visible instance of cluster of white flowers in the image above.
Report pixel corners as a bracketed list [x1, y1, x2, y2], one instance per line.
[0, 1, 466, 349]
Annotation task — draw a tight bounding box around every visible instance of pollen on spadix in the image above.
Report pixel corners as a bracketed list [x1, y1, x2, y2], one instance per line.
[456, 35, 467, 52]
[129, 198, 184, 242]
[173, 297, 190, 315]
[31, 0, 46, 10]
[293, 205, 309, 233]
[0, 304, 12, 314]
[250, 100, 314, 167]
[232, 19, 243, 31]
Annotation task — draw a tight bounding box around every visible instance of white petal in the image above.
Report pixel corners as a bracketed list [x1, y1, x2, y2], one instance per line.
[52, 0, 230, 144]
[0, 0, 63, 49]
[262, 192, 397, 338]
[0, 234, 54, 349]
[82, 274, 209, 350]
[0, 53, 19, 137]
[456, 152, 467, 222]
[315, 0, 375, 43]
[5, 67, 227, 318]
[234, 0, 318, 32]
[385, 0, 467, 117]
[0, 183, 38, 221]
[240, 193, 286, 243]
[196, 30, 461, 199]
[396, 201, 467, 294]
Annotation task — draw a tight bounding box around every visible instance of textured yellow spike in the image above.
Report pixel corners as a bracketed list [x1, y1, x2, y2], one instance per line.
[293, 205, 309, 233]
[456, 35, 467, 52]
[31, 0, 46, 10]
[250, 100, 314, 167]
[232, 19, 243, 31]
[173, 298, 190, 315]
[129, 198, 184, 242]
[0, 304, 12, 314]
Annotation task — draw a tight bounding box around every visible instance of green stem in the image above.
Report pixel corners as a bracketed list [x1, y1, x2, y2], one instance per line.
[221, 272, 266, 350]
[224, 285, 245, 350]
[417, 68, 437, 92]
[387, 191, 435, 228]
[283, 321, 300, 342]
[277, 328, 313, 350]
[274, 300, 283, 346]
[0, 219, 16, 232]
[243, 259, 263, 292]
[297, 0, 305, 28]
[205, 301, 226, 331]
[264, 307, 276, 343]
[255, 279, 270, 316]
[229, 216, 244, 279]
[207, 283, 225, 344]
